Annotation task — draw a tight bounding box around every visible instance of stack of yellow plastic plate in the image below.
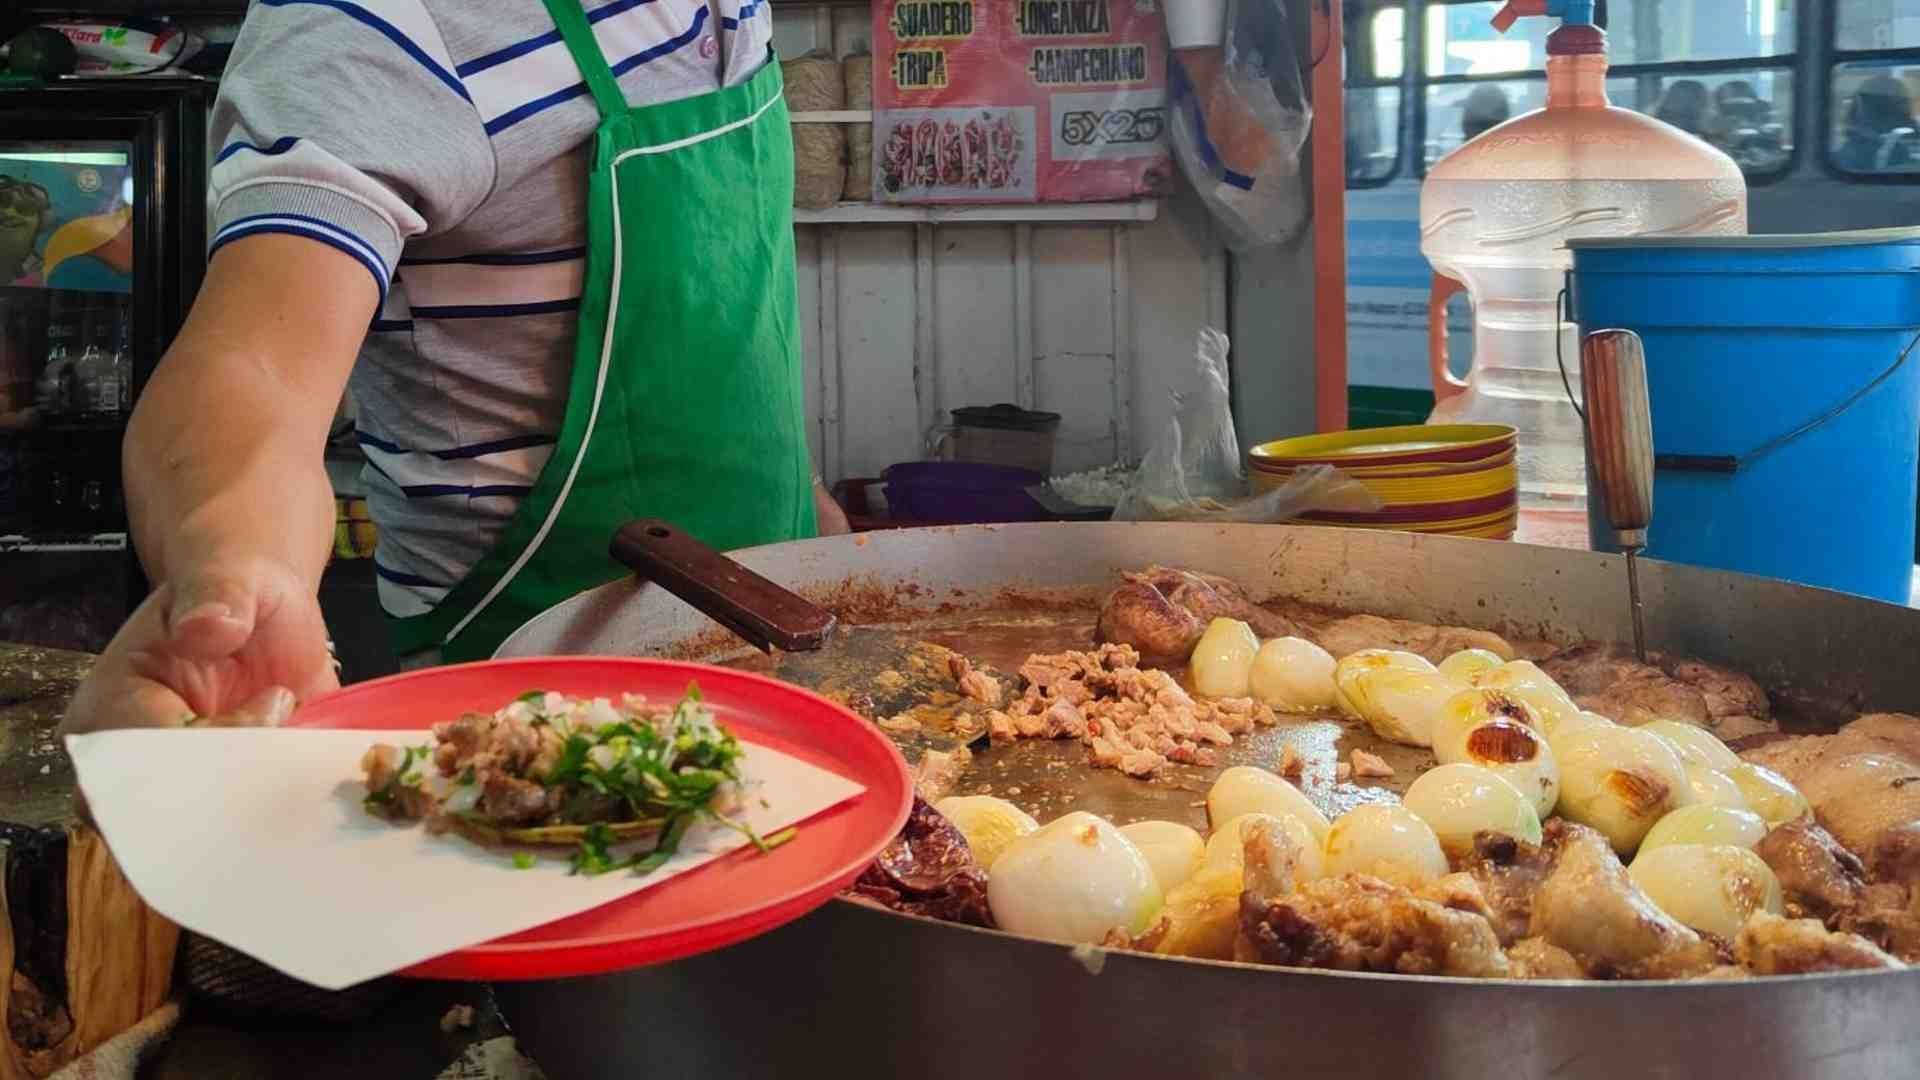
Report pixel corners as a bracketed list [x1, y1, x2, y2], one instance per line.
[1248, 424, 1519, 539]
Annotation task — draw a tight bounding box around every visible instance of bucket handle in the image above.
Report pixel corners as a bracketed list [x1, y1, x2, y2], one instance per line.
[1559, 286, 1920, 475]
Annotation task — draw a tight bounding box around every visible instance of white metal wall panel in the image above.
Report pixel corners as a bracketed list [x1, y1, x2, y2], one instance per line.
[775, 5, 1242, 483]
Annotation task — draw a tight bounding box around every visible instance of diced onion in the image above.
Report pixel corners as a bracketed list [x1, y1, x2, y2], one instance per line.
[934, 795, 1040, 870]
[1191, 618, 1260, 698]
[1120, 820, 1207, 893]
[1627, 843, 1784, 939]
[987, 812, 1163, 944]
[1727, 762, 1811, 826]
[1640, 720, 1740, 772]
[1401, 762, 1544, 860]
[1553, 725, 1691, 854]
[1431, 689, 1561, 818]
[1640, 804, 1769, 853]
[1206, 765, 1331, 846]
[1437, 648, 1506, 683]
[1333, 649, 1437, 716]
[1249, 636, 1339, 712]
[1323, 805, 1449, 884]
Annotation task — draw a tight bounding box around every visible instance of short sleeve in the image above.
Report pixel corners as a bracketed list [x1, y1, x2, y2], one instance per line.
[207, 0, 496, 302]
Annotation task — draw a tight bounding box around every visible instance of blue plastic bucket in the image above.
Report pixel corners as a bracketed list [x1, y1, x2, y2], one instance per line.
[1568, 227, 1920, 602]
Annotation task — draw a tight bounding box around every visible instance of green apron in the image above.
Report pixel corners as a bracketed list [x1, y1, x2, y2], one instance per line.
[391, 1, 814, 662]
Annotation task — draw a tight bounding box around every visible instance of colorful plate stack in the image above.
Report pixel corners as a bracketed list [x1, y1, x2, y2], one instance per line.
[1248, 424, 1519, 539]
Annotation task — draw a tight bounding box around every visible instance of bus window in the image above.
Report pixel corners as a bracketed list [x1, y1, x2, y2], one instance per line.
[1830, 62, 1920, 174]
[1348, 87, 1404, 184]
[1605, 0, 1796, 64]
[1836, 0, 1920, 51]
[1423, 80, 1546, 166]
[1347, 0, 1407, 186]
[1609, 71, 1796, 176]
[1425, 2, 1550, 77]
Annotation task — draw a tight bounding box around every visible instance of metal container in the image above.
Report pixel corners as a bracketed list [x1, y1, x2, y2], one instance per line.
[495, 523, 1920, 1079]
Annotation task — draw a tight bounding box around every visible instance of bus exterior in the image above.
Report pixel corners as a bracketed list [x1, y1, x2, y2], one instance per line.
[1342, 0, 1920, 428]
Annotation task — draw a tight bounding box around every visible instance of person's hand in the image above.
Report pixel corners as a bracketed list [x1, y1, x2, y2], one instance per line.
[813, 480, 852, 536]
[60, 556, 339, 735]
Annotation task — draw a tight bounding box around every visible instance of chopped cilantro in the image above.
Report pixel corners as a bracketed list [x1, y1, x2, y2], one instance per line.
[515, 689, 549, 704]
[511, 852, 536, 870]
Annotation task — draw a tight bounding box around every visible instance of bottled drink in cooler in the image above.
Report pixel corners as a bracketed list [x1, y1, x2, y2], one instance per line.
[111, 308, 131, 413]
[74, 332, 117, 417]
[36, 316, 76, 416]
[1418, 0, 1748, 510]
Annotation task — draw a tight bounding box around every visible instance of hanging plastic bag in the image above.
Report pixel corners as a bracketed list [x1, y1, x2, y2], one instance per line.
[1113, 328, 1377, 522]
[1165, 0, 1313, 250]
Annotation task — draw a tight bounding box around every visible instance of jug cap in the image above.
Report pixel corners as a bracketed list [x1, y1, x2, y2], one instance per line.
[1491, 0, 1605, 53]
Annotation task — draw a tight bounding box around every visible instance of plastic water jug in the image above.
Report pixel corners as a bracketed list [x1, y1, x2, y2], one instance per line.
[1419, 0, 1748, 511]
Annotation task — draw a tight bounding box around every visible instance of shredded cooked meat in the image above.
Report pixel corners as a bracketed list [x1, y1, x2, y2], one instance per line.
[1350, 749, 1395, 779]
[991, 642, 1276, 778]
[910, 747, 971, 803]
[1538, 643, 1772, 737]
[948, 654, 1005, 708]
[1234, 873, 1511, 978]
[1735, 912, 1903, 974]
[1311, 613, 1514, 665]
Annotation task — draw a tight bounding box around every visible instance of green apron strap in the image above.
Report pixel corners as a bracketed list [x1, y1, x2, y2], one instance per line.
[540, 0, 629, 120]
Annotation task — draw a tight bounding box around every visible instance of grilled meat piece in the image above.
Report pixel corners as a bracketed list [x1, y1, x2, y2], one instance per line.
[1095, 566, 1301, 667]
[478, 773, 556, 825]
[1506, 937, 1586, 980]
[1735, 912, 1903, 974]
[1526, 820, 1721, 979]
[1742, 713, 1920, 781]
[1537, 643, 1772, 737]
[1234, 874, 1510, 978]
[1311, 613, 1514, 665]
[1789, 754, 1920, 889]
[948, 654, 1005, 708]
[1757, 820, 1868, 921]
[1461, 830, 1554, 946]
[851, 797, 994, 927]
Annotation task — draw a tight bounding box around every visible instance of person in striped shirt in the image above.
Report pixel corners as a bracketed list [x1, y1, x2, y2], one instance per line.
[63, 0, 847, 734]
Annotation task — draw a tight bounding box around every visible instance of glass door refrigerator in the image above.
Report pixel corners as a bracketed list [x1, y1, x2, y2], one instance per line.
[0, 78, 211, 652]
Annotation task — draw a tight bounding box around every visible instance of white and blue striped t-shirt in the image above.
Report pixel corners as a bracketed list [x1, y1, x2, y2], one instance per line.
[209, 0, 773, 617]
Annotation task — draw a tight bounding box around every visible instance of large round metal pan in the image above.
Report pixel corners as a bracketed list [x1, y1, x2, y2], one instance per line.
[493, 523, 1920, 1079]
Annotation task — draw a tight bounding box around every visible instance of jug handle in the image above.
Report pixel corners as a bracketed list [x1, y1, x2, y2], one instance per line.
[1428, 273, 1469, 402]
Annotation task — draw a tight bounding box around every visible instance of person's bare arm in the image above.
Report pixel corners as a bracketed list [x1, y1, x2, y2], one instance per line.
[63, 235, 374, 732]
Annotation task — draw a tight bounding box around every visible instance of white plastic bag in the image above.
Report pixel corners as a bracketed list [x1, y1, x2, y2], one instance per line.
[1166, 0, 1313, 251]
[1113, 328, 1378, 523]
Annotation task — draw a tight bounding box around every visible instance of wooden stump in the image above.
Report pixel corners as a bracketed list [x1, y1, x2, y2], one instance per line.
[0, 645, 178, 1079]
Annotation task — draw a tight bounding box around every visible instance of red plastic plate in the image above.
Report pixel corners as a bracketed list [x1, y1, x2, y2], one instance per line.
[289, 657, 912, 981]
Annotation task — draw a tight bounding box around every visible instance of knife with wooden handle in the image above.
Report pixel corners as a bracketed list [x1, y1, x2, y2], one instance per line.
[1581, 328, 1656, 660]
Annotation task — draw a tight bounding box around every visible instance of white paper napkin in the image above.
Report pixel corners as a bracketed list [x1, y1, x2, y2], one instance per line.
[66, 728, 865, 990]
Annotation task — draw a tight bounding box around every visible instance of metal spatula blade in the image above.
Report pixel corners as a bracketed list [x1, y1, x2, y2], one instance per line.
[609, 520, 990, 757]
[1581, 328, 1656, 660]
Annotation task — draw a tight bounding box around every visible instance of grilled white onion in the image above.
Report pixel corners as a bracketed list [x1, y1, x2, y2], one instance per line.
[1322, 805, 1449, 885]
[1401, 762, 1544, 860]
[1553, 725, 1692, 854]
[1437, 648, 1506, 684]
[1333, 649, 1437, 716]
[1120, 820, 1206, 893]
[1684, 765, 1751, 811]
[1340, 667, 1468, 748]
[1249, 636, 1339, 712]
[1204, 811, 1324, 883]
[934, 795, 1039, 870]
[1640, 804, 1769, 853]
[1627, 843, 1784, 940]
[1640, 720, 1740, 772]
[1206, 765, 1331, 846]
[987, 812, 1163, 944]
[1727, 762, 1811, 825]
[1431, 689, 1561, 818]
[1473, 660, 1582, 736]
[1191, 617, 1260, 698]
